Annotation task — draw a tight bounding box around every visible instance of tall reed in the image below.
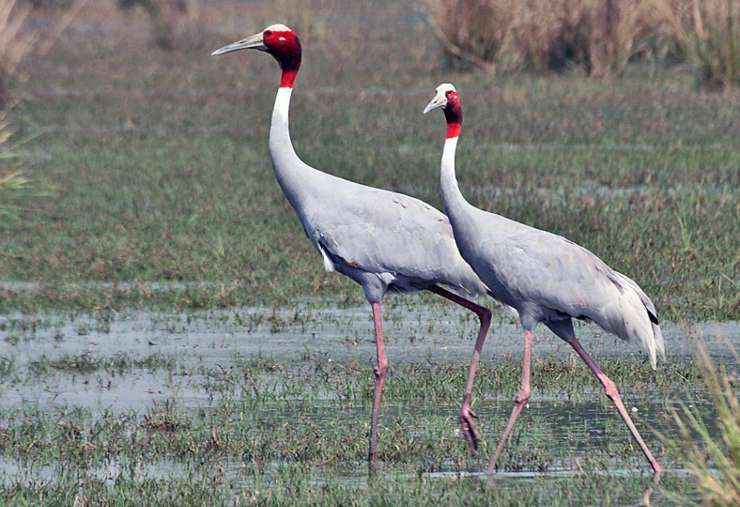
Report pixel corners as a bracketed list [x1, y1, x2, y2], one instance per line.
[117, 0, 189, 50]
[653, 0, 739, 91]
[0, 0, 87, 107]
[423, 0, 655, 76]
[0, 0, 34, 107]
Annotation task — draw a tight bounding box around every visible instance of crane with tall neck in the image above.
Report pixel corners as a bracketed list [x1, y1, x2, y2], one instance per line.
[424, 83, 664, 478]
[211, 26, 493, 470]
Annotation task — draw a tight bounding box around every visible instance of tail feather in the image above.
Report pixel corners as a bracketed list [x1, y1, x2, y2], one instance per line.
[652, 322, 666, 361]
[609, 271, 664, 369]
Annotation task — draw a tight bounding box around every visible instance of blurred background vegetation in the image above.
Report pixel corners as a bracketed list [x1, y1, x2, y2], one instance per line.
[0, 3, 736, 502]
[425, 0, 739, 90]
[0, 0, 737, 317]
[0, 0, 737, 102]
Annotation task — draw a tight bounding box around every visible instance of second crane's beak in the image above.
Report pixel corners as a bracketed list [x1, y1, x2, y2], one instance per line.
[423, 91, 447, 114]
[211, 32, 266, 56]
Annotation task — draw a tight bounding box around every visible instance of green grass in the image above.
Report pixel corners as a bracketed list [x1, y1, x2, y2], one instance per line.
[0, 2, 736, 319]
[0, 352, 708, 505]
[0, 2, 736, 504]
[0, 352, 704, 462]
[659, 343, 739, 506]
[0, 472, 695, 506]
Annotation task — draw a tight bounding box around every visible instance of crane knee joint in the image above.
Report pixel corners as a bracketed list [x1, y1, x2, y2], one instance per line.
[478, 307, 492, 326]
[373, 360, 388, 379]
[602, 377, 619, 399]
[514, 387, 531, 404]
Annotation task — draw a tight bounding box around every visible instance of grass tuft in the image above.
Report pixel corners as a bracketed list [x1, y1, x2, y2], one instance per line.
[659, 342, 739, 505]
[28, 352, 175, 375]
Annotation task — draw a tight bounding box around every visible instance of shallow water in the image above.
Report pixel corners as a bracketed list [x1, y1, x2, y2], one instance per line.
[0, 369, 212, 413]
[2, 305, 737, 368]
[0, 306, 732, 504]
[0, 453, 692, 485]
[0, 454, 688, 496]
[1, 305, 736, 412]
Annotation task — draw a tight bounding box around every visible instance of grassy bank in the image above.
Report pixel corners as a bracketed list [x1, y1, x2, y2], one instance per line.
[0, 2, 735, 504]
[0, 1, 737, 318]
[0, 350, 706, 505]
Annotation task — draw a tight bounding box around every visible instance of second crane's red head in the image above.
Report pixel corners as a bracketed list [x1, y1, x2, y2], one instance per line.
[211, 24, 302, 88]
[423, 83, 462, 138]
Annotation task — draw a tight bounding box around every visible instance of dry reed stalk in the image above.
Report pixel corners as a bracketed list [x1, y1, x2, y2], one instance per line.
[117, 0, 188, 50]
[423, 0, 657, 76]
[652, 0, 739, 91]
[0, 0, 87, 107]
[0, 0, 34, 106]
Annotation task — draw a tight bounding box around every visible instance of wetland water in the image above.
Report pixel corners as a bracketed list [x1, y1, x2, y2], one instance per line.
[0, 304, 736, 503]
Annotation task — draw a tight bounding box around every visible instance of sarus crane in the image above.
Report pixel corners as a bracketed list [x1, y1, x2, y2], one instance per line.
[423, 83, 664, 478]
[212, 26, 493, 470]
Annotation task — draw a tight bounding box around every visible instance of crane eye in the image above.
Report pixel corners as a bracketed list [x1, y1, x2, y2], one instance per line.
[264, 30, 272, 37]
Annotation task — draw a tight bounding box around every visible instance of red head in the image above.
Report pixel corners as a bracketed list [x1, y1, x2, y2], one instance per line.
[423, 83, 463, 138]
[424, 83, 462, 138]
[212, 24, 302, 88]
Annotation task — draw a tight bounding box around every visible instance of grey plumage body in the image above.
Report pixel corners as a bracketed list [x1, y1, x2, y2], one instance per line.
[212, 24, 495, 464]
[425, 83, 665, 476]
[439, 135, 664, 367]
[270, 88, 487, 302]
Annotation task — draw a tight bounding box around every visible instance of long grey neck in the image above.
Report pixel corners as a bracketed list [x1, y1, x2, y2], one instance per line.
[440, 136, 472, 219]
[268, 87, 316, 210]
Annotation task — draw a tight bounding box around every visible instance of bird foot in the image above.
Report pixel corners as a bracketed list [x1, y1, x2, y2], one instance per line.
[459, 405, 480, 452]
[651, 463, 663, 483]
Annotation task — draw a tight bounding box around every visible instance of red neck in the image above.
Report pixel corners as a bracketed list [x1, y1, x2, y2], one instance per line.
[265, 30, 301, 89]
[446, 123, 461, 139]
[443, 91, 463, 139]
[280, 69, 298, 88]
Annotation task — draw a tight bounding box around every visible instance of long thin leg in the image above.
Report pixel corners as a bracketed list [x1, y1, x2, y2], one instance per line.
[488, 330, 533, 476]
[429, 286, 492, 451]
[566, 336, 663, 478]
[368, 302, 388, 474]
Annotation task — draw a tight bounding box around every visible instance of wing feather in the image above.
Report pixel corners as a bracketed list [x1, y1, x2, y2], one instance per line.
[306, 182, 485, 296]
[474, 224, 662, 366]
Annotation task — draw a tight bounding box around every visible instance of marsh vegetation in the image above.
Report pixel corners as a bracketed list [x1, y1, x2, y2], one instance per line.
[0, 0, 737, 504]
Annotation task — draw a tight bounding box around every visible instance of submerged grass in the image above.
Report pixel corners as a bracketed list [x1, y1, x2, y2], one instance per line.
[0, 316, 719, 505]
[0, 471, 695, 506]
[0, 350, 708, 505]
[27, 352, 175, 375]
[0, 3, 736, 502]
[0, 353, 701, 464]
[204, 353, 701, 403]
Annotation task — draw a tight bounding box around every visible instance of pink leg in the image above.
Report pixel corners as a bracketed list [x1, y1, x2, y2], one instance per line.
[488, 330, 533, 476]
[429, 286, 492, 451]
[368, 302, 388, 473]
[566, 337, 663, 478]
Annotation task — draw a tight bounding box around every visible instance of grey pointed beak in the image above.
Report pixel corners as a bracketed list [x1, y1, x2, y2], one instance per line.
[211, 32, 266, 56]
[423, 94, 446, 114]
